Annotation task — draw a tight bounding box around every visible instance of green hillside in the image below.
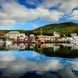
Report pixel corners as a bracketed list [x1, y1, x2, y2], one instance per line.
[0, 22, 78, 36]
[32, 22, 78, 35]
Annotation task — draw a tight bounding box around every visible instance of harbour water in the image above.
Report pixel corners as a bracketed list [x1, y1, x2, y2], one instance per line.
[0, 43, 78, 78]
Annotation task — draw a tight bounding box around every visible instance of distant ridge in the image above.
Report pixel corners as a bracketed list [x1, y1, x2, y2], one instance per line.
[0, 22, 78, 35]
[33, 22, 78, 35]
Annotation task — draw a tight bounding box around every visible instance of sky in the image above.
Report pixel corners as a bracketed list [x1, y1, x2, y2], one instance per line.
[0, 0, 78, 30]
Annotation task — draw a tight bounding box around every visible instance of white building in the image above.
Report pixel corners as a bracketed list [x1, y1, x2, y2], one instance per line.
[20, 33, 26, 41]
[53, 31, 60, 37]
[71, 33, 77, 37]
[30, 34, 35, 37]
[30, 34, 36, 42]
[5, 31, 26, 40]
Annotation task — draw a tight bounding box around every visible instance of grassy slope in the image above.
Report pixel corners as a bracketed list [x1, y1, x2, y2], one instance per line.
[0, 22, 78, 35]
[33, 22, 78, 35]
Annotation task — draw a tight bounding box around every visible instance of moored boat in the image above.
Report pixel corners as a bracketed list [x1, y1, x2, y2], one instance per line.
[0, 40, 4, 45]
[70, 36, 78, 44]
[5, 40, 13, 46]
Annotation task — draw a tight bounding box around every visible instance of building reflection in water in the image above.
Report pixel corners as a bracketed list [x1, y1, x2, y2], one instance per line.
[1, 43, 78, 58]
[5, 43, 36, 51]
[0, 43, 78, 78]
[1, 43, 78, 51]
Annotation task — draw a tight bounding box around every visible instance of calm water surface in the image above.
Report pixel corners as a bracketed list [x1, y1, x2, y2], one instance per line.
[0, 43, 78, 78]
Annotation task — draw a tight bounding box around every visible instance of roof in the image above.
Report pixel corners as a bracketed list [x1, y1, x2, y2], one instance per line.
[7, 31, 20, 34]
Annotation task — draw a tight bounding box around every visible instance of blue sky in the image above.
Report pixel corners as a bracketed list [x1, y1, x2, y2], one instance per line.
[0, 0, 78, 30]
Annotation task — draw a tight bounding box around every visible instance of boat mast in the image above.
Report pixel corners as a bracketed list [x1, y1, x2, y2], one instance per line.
[41, 27, 42, 36]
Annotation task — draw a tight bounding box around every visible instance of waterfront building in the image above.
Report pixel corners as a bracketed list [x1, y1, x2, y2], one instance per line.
[37, 35, 45, 42]
[20, 33, 26, 41]
[53, 31, 60, 37]
[5, 31, 26, 40]
[70, 33, 78, 44]
[30, 34, 36, 42]
[37, 35, 55, 42]
[71, 33, 77, 37]
[24, 36, 28, 41]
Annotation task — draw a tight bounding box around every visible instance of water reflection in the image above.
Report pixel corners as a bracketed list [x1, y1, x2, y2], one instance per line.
[1, 43, 78, 50]
[4, 43, 78, 51]
[36, 43, 78, 58]
[1, 43, 78, 58]
[0, 43, 78, 77]
[0, 51, 78, 78]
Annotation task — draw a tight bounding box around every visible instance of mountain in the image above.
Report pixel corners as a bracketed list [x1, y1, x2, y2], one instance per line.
[32, 22, 78, 35]
[0, 22, 78, 36]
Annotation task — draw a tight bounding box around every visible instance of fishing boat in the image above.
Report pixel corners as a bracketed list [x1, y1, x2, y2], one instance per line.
[70, 36, 78, 44]
[5, 40, 13, 46]
[0, 40, 4, 45]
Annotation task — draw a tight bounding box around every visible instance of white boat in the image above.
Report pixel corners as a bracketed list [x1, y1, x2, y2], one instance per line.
[0, 40, 4, 44]
[70, 36, 78, 44]
[5, 40, 12, 46]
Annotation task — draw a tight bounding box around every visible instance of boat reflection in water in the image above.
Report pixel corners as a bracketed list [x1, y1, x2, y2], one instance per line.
[0, 43, 78, 78]
[0, 43, 78, 58]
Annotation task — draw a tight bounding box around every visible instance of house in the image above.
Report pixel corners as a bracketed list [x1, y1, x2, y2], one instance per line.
[71, 33, 77, 37]
[29, 34, 36, 42]
[53, 31, 60, 37]
[5, 31, 26, 40]
[37, 35, 55, 42]
[20, 33, 26, 41]
[37, 35, 46, 42]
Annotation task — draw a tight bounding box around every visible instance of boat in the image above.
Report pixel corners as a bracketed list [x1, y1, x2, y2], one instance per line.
[0, 40, 4, 45]
[70, 36, 78, 44]
[5, 40, 13, 46]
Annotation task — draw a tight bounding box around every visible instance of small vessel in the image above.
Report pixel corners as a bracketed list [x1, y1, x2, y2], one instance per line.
[0, 40, 4, 45]
[70, 36, 78, 44]
[5, 40, 12, 46]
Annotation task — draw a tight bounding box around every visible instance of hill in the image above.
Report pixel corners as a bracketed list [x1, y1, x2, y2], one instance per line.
[32, 22, 78, 35]
[0, 22, 78, 36]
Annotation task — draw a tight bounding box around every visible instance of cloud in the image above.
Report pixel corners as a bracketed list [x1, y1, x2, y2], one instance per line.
[40, 0, 78, 21]
[40, 0, 78, 13]
[2, 59, 63, 78]
[0, 0, 78, 29]
[2, 2, 63, 21]
[26, 0, 41, 6]
[70, 61, 78, 71]
[32, 24, 38, 29]
[0, 52, 16, 69]
[2, 57, 78, 78]
[0, 0, 63, 29]
[40, 0, 64, 8]
[0, 53, 63, 78]
[59, 0, 78, 13]
[31, 51, 39, 57]
[0, 52, 77, 78]
[3, 59, 39, 78]
[59, 68, 77, 78]
[0, 19, 16, 26]
[43, 60, 63, 71]
[0, 52, 16, 61]
[67, 10, 78, 20]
